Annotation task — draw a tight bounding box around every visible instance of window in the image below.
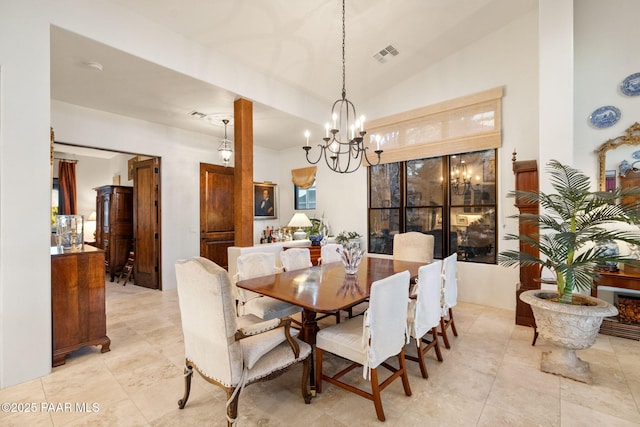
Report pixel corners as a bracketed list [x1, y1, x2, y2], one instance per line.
[368, 149, 496, 264]
[294, 183, 316, 210]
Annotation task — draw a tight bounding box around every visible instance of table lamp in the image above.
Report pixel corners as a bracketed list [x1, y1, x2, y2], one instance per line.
[288, 212, 312, 240]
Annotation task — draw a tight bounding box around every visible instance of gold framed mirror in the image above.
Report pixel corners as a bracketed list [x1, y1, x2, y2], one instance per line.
[595, 122, 640, 191]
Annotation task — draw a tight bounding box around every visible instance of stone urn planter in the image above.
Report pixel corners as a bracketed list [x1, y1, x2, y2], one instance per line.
[520, 290, 618, 384]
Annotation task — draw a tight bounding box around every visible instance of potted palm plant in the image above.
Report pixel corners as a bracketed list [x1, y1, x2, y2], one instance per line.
[499, 160, 640, 383]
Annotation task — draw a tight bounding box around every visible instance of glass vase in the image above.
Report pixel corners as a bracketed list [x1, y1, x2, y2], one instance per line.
[341, 244, 365, 274]
[56, 215, 84, 250]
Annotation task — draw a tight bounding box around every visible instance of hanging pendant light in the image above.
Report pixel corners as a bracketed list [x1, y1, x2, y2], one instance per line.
[302, 0, 382, 174]
[218, 119, 233, 167]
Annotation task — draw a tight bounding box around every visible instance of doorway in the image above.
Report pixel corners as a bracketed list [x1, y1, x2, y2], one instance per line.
[52, 143, 162, 289]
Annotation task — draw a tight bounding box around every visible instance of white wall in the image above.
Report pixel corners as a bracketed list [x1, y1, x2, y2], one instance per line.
[0, 0, 53, 388]
[574, 0, 640, 179]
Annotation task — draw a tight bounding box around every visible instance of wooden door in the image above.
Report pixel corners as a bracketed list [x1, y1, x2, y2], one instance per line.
[134, 158, 161, 289]
[200, 163, 235, 269]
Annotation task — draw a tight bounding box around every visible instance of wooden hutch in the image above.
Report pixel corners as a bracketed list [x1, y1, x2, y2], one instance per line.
[94, 185, 134, 281]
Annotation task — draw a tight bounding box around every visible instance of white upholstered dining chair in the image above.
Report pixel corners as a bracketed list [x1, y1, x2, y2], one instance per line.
[234, 252, 302, 320]
[315, 270, 413, 422]
[406, 261, 444, 378]
[318, 243, 344, 265]
[393, 231, 435, 263]
[280, 247, 312, 271]
[175, 257, 311, 426]
[438, 252, 459, 349]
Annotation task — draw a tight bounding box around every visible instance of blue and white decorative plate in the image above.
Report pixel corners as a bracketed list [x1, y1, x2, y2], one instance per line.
[589, 105, 621, 128]
[621, 72, 640, 96]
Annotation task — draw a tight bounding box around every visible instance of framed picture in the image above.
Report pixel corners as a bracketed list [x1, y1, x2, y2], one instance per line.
[254, 182, 278, 219]
[456, 214, 468, 226]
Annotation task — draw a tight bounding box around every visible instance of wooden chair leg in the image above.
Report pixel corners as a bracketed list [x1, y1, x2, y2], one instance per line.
[370, 368, 385, 422]
[398, 350, 412, 397]
[415, 338, 429, 379]
[178, 363, 193, 409]
[430, 326, 444, 362]
[225, 388, 240, 427]
[449, 308, 458, 336]
[315, 347, 323, 394]
[439, 317, 451, 349]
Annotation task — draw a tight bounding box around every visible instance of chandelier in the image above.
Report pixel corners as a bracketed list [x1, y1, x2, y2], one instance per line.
[302, 0, 382, 174]
[218, 119, 233, 167]
[451, 156, 472, 195]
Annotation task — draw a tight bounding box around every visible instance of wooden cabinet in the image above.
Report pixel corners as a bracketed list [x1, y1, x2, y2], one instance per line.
[95, 185, 133, 281]
[51, 246, 110, 366]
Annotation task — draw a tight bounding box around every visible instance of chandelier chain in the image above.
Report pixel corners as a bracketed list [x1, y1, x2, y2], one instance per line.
[341, 0, 346, 99]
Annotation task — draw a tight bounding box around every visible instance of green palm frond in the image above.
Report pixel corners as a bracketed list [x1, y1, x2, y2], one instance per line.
[498, 159, 640, 303]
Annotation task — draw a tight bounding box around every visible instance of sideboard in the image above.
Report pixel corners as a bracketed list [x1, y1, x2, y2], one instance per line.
[51, 245, 111, 366]
[592, 269, 640, 340]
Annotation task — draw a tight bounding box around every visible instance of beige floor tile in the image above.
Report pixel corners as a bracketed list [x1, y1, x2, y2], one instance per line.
[2, 279, 640, 426]
[561, 399, 640, 427]
[560, 374, 640, 424]
[478, 403, 549, 427]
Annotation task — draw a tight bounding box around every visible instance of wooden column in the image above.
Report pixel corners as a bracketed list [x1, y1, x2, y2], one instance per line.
[512, 158, 539, 327]
[234, 98, 254, 246]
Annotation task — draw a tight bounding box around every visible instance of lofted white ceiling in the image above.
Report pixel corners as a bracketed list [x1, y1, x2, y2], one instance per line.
[50, 0, 536, 155]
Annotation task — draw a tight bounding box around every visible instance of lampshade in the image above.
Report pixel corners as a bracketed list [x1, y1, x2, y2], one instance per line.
[288, 213, 312, 240]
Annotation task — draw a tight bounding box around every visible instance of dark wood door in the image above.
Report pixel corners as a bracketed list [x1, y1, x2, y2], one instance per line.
[200, 163, 235, 269]
[134, 158, 161, 289]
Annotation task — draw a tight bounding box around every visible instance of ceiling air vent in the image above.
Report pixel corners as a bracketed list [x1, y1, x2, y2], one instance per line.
[188, 111, 207, 119]
[373, 45, 399, 63]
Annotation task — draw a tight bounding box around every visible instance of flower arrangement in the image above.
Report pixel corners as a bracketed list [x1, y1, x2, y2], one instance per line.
[335, 230, 361, 245]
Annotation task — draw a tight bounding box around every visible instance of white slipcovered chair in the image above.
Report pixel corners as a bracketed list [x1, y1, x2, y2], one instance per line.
[175, 257, 311, 426]
[406, 261, 444, 378]
[438, 252, 459, 349]
[234, 252, 302, 320]
[280, 247, 312, 271]
[315, 270, 412, 422]
[318, 243, 344, 265]
[393, 231, 435, 263]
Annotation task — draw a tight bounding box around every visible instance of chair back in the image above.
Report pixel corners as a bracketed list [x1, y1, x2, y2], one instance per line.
[175, 257, 242, 386]
[280, 248, 312, 271]
[393, 232, 434, 263]
[442, 253, 458, 311]
[236, 252, 278, 279]
[235, 252, 278, 304]
[409, 261, 443, 339]
[365, 270, 411, 370]
[320, 243, 344, 264]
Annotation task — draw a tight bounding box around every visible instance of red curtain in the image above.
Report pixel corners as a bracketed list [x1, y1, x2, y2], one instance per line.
[58, 161, 77, 214]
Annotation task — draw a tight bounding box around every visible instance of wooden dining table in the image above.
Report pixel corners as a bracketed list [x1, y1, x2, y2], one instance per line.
[236, 255, 426, 345]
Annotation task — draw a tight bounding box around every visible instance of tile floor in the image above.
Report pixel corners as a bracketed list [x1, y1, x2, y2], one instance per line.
[1, 279, 640, 426]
